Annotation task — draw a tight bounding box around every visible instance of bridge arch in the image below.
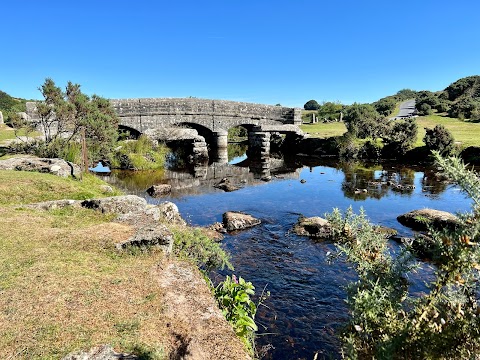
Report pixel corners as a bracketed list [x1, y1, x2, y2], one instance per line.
[118, 125, 142, 139]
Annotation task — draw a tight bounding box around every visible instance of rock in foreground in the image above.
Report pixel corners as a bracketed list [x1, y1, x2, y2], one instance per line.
[223, 211, 261, 231]
[0, 156, 81, 178]
[397, 208, 458, 231]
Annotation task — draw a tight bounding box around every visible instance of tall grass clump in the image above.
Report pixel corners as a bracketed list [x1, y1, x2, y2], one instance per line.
[112, 135, 168, 170]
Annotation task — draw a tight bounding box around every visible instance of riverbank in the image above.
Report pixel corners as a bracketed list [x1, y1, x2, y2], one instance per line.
[0, 169, 250, 359]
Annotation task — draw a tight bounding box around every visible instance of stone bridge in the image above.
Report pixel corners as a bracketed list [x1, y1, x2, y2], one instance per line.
[110, 98, 303, 156]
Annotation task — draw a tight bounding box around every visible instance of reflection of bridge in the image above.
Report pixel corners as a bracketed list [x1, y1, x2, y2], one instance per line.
[110, 98, 304, 161]
[104, 157, 302, 198]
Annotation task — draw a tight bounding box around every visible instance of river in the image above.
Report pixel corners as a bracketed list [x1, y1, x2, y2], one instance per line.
[102, 149, 472, 359]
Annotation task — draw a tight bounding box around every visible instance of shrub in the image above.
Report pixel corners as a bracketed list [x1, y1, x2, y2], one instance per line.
[112, 135, 168, 170]
[424, 125, 455, 156]
[328, 153, 480, 359]
[382, 118, 418, 157]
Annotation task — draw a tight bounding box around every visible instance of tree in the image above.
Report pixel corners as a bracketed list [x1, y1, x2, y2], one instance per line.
[29, 78, 118, 162]
[343, 103, 385, 139]
[373, 97, 397, 116]
[304, 99, 320, 110]
[424, 125, 455, 156]
[317, 101, 344, 121]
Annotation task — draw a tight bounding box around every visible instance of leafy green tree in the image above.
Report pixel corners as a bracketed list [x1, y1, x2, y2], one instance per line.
[449, 98, 479, 119]
[317, 101, 344, 121]
[424, 125, 455, 156]
[304, 99, 320, 110]
[396, 89, 417, 100]
[21, 78, 118, 163]
[343, 103, 385, 139]
[328, 153, 480, 359]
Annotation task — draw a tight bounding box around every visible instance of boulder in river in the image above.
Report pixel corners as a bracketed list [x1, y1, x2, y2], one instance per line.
[293, 216, 332, 239]
[214, 178, 240, 192]
[146, 184, 172, 197]
[223, 211, 261, 231]
[397, 208, 458, 231]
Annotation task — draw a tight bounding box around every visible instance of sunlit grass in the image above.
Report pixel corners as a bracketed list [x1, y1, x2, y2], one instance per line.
[300, 122, 347, 138]
[415, 113, 480, 148]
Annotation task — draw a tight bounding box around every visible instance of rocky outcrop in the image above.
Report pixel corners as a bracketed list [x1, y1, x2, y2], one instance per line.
[214, 178, 240, 192]
[26, 199, 81, 211]
[397, 209, 458, 231]
[0, 157, 81, 178]
[223, 211, 261, 231]
[146, 184, 172, 197]
[293, 216, 332, 239]
[62, 344, 138, 360]
[81, 195, 148, 215]
[116, 224, 173, 253]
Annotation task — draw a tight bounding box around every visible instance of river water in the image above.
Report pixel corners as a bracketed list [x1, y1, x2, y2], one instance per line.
[104, 150, 472, 359]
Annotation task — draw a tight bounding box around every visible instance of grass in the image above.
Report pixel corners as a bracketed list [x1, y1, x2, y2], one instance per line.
[300, 121, 347, 138]
[415, 113, 480, 148]
[0, 124, 41, 143]
[0, 171, 171, 358]
[0, 171, 123, 206]
[300, 111, 480, 150]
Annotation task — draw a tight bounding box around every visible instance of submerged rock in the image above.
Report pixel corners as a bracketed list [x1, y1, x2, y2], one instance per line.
[293, 216, 332, 239]
[397, 208, 458, 231]
[223, 211, 261, 231]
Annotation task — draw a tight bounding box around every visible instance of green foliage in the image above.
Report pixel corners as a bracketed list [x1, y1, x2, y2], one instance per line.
[228, 126, 248, 141]
[24, 78, 119, 163]
[382, 118, 418, 157]
[444, 75, 480, 102]
[328, 153, 480, 359]
[373, 97, 397, 116]
[317, 101, 344, 121]
[304, 99, 321, 110]
[396, 89, 417, 100]
[343, 103, 385, 139]
[0, 90, 27, 124]
[212, 274, 266, 354]
[172, 228, 233, 271]
[112, 135, 168, 170]
[424, 125, 456, 156]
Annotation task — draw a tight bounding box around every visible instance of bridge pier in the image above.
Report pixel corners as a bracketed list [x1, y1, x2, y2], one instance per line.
[211, 130, 229, 164]
[248, 131, 271, 179]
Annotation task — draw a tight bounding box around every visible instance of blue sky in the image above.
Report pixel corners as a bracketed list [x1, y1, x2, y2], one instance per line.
[1, 0, 479, 107]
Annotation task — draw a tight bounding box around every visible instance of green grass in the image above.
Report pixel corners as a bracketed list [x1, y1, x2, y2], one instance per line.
[415, 113, 480, 148]
[300, 121, 347, 138]
[0, 124, 41, 143]
[0, 171, 123, 206]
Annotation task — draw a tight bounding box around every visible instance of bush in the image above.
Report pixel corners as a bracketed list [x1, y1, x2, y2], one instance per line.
[417, 102, 433, 116]
[343, 103, 385, 139]
[424, 125, 455, 156]
[328, 153, 480, 359]
[382, 118, 418, 157]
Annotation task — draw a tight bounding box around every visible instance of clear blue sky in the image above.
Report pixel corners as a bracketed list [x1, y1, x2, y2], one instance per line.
[1, 0, 479, 107]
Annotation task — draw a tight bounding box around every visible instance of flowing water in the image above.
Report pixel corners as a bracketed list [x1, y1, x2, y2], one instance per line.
[102, 150, 472, 359]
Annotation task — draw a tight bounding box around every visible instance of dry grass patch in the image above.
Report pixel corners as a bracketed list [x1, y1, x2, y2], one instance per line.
[0, 171, 122, 206]
[0, 206, 171, 359]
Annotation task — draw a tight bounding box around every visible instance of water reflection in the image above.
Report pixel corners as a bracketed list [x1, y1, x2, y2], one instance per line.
[103, 155, 473, 360]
